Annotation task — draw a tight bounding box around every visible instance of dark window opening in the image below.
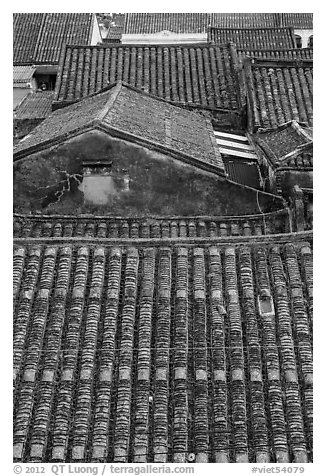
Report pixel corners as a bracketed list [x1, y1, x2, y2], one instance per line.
[295, 35, 302, 48]
[82, 161, 113, 176]
[34, 74, 57, 91]
[308, 35, 313, 48]
[223, 156, 262, 189]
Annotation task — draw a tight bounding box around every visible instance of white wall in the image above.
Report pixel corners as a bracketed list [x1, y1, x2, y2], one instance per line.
[121, 31, 208, 44]
[294, 29, 313, 48]
[91, 14, 102, 45]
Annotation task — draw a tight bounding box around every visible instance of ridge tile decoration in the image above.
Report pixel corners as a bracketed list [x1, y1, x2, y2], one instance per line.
[13, 240, 313, 463]
[209, 27, 296, 50]
[53, 44, 241, 111]
[245, 60, 313, 130]
[13, 13, 95, 65]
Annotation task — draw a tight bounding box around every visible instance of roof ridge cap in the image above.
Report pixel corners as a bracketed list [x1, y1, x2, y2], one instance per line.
[96, 82, 123, 123]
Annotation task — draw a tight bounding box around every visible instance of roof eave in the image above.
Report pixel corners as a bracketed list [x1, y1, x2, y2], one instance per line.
[94, 122, 226, 178]
[13, 122, 97, 161]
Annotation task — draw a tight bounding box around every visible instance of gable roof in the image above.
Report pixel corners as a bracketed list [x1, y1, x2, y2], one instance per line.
[54, 43, 241, 112]
[209, 27, 295, 50]
[14, 82, 225, 173]
[253, 121, 313, 167]
[14, 91, 54, 120]
[13, 234, 313, 463]
[13, 13, 95, 65]
[244, 58, 313, 130]
[124, 13, 210, 34]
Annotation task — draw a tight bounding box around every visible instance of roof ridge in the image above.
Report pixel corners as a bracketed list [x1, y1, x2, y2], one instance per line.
[95, 82, 123, 122]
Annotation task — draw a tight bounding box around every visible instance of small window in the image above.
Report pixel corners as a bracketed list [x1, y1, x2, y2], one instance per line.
[295, 35, 302, 49]
[308, 35, 313, 48]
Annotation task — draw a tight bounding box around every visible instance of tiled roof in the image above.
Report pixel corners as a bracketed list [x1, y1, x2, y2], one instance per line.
[121, 13, 312, 35]
[13, 208, 291, 240]
[105, 13, 125, 42]
[209, 13, 312, 29]
[13, 13, 95, 65]
[14, 83, 224, 172]
[54, 44, 241, 111]
[245, 59, 313, 130]
[209, 27, 295, 50]
[238, 48, 313, 61]
[124, 13, 209, 34]
[210, 13, 281, 28]
[13, 66, 36, 86]
[105, 24, 124, 42]
[14, 91, 54, 120]
[281, 13, 313, 29]
[253, 121, 313, 166]
[278, 148, 313, 170]
[13, 234, 313, 462]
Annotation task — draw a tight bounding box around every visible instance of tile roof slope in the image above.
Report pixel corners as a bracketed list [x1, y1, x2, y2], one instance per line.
[54, 44, 241, 111]
[253, 122, 312, 165]
[237, 48, 313, 61]
[14, 91, 54, 120]
[209, 13, 312, 29]
[13, 13, 44, 64]
[105, 24, 124, 42]
[124, 13, 210, 34]
[281, 13, 313, 29]
[14, 88, 112, 154]
[246, 59, 313, 130]
[13, 234, 313, 463]
[13, 66, 36, 85]
[13, 13, 94, 64]
[14, 83, 224, 172]
[209, 13, 281, 28]
[209, 27, 295, 50]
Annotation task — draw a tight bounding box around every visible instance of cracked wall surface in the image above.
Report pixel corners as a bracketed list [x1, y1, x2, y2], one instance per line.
[14, 130, 280, 216]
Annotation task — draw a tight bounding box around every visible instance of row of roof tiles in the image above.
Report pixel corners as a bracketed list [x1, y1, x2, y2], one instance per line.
[13, 13, 96, 64]
[246, 59, 313, 130]
[13, 209, 291, 240]
[122, 13, 313, 34]
[237, 48, 313, 61]
[13, 239, 313, 463]
[208, 27, 296, 50]
[52, 44, 313, 130]
[54, 43, 241, 110]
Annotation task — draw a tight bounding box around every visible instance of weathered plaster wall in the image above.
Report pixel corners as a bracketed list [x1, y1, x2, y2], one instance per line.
[14, 130, 280, 216]
[277, 170, 313, 197]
